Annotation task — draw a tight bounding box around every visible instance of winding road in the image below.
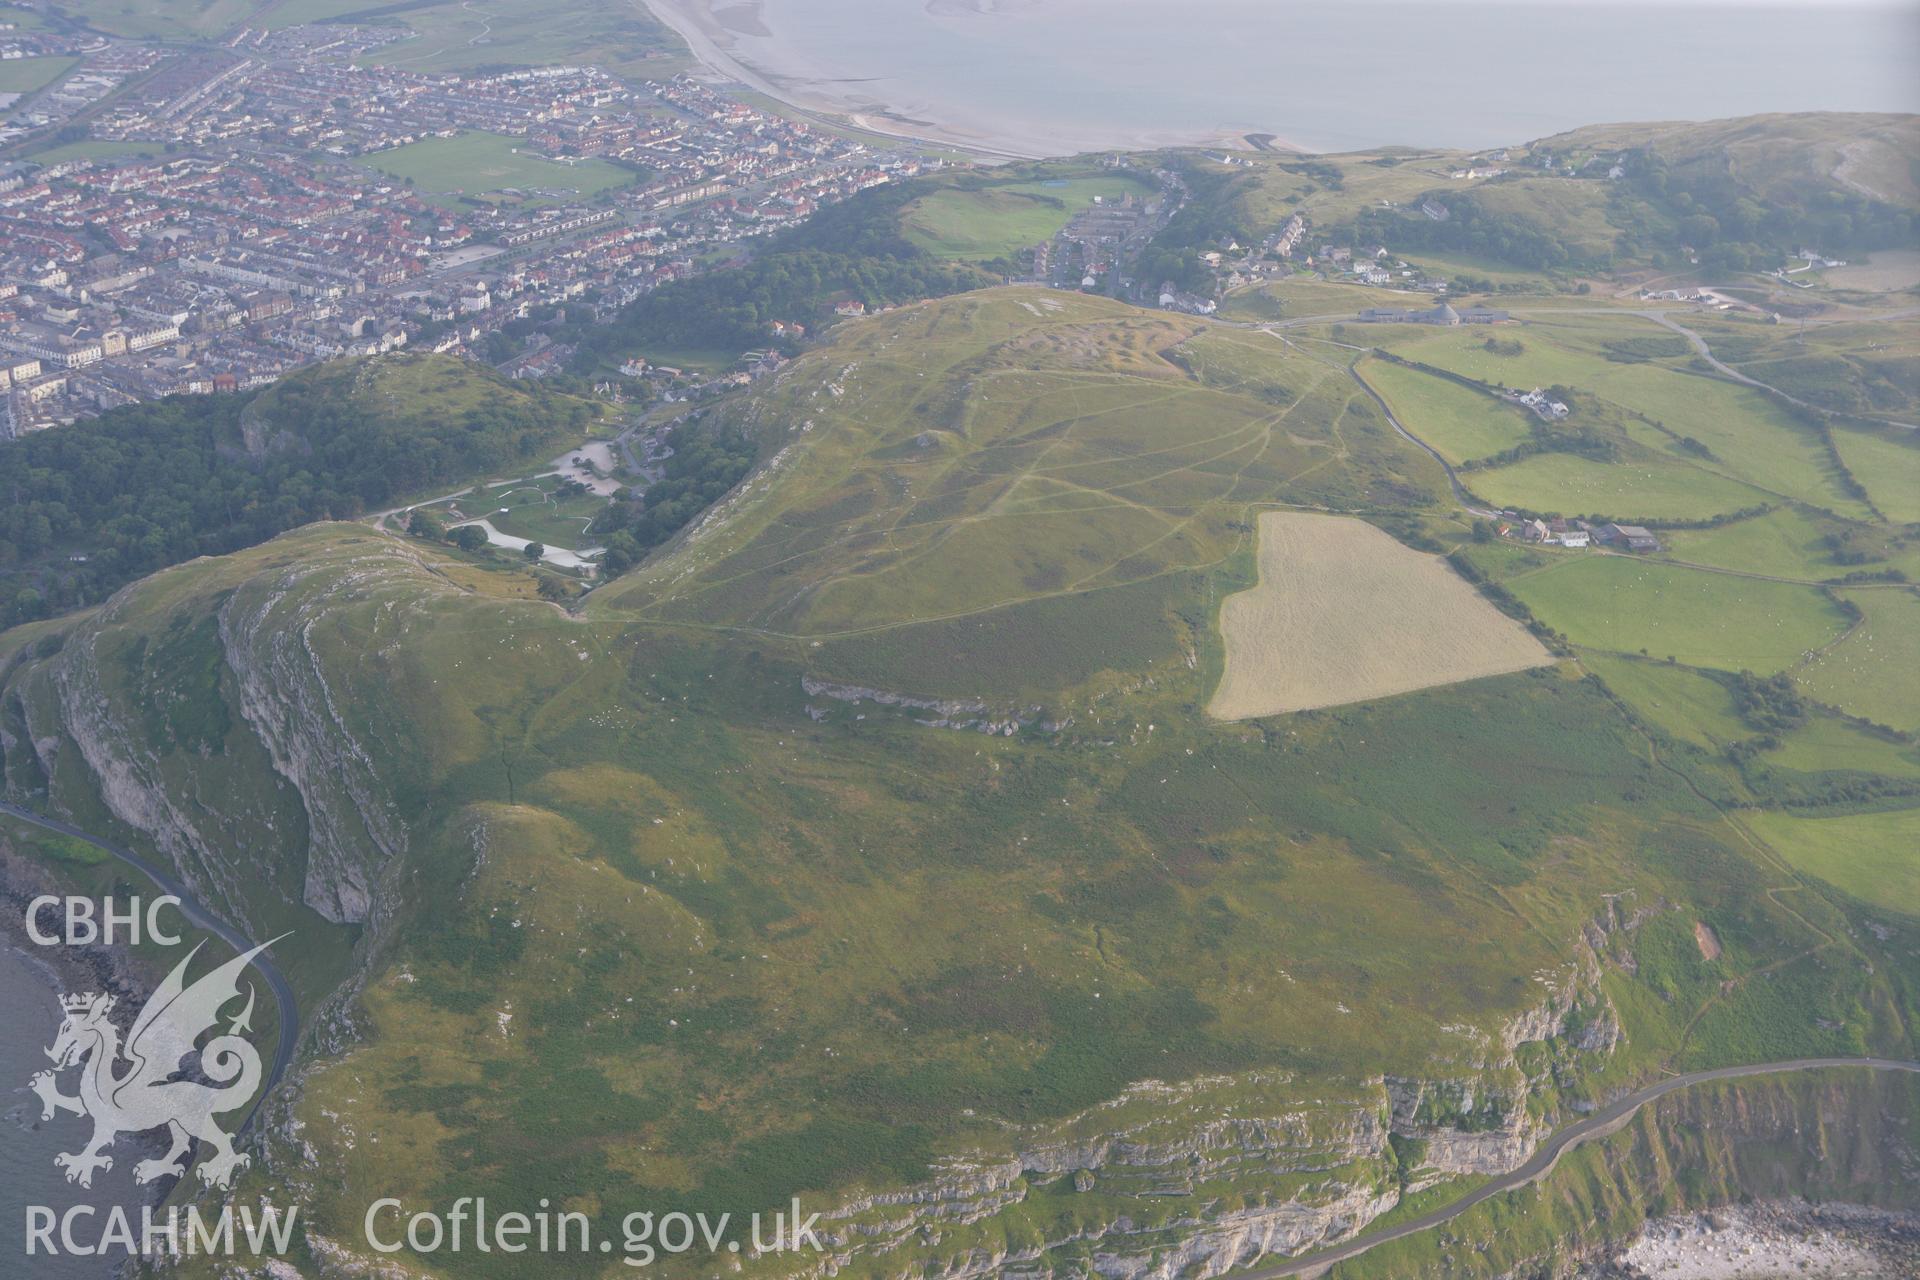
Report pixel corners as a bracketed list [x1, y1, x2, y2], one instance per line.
[1633, 309, 1919, 432]
[1503, 303, 1920, 432]
[1344, 361, 1493, 515]
[0, 799, 298, 1137]
[1240, 1056, 1920, 1278]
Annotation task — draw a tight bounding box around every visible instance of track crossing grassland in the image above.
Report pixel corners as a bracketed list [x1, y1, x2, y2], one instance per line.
[597, 289, 1434, 648]
[1209, 511, 1552, 719]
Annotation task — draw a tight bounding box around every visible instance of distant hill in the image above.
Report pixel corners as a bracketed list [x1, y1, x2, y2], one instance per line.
[1533, 112, 1920, 214]
[1145, 112, 1920, 281]
[0, 352, 600, 624]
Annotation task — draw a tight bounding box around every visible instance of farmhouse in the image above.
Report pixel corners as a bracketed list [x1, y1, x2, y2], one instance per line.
[1598, 523, 1661, 553]
[1358, 302, 1457, 325]
[1516, 387, 1569, 418]
[1544, 517, 1592, 547]
[1357, 303, 1509, 326]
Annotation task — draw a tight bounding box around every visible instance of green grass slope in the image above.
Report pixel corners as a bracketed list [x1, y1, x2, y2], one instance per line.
[1536, 113, 1920, 217]
[2, 288, 1915, 1280]
[595, 289, 1449, 688]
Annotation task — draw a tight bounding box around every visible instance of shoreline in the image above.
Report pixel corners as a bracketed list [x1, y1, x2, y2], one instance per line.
[639, 0, 1299, 160]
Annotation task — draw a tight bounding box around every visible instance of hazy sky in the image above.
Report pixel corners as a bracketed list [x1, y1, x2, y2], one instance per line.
[1327, 0, 1917, 5]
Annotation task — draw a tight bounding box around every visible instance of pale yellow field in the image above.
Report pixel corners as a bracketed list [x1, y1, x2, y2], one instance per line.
[1209, 512, 1554, 719]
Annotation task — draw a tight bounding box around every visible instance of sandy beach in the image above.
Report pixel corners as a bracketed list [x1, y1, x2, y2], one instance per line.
[640, 0, 1276, 159]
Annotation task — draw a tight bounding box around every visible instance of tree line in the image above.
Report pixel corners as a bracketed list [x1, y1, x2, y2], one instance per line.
[592, 419, 759, 576]
[1, 358, 593, 625]
[570, 181, 993, 369]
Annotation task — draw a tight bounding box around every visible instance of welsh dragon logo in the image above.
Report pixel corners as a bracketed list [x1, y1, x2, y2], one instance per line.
[29, 938, 280, 1191]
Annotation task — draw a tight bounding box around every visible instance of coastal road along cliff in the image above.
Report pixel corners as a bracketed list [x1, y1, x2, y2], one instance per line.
[0, 799, 299, 1138]
[1241, 1056, 1920, 1278]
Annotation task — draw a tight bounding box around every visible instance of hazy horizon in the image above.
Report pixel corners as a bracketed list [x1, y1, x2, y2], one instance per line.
[693, 0, 1919, 154]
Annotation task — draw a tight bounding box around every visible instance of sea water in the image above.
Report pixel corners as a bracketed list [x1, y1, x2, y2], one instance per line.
[727, 0, 1920, 153]
[0, 943, 146, 1278]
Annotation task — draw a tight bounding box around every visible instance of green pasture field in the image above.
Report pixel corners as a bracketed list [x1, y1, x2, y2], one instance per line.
[66, 0, 256, 38]
[1395, 248, 1560, 291]
[1820, 248, 1920, 293]
[1450, 537, 1556, 584]
[1656, 507, 1842, 581]
[1220, 276, 1430, 321]
[1581, 653, 1748, 749]
[1797, 588, 1920, 731]
[1832, 425, 1920, 523]
[0, 5, 55, 30]
[251, 346, 588, 427]
[1759, 712, 1920, 782]
[1468, 451, 1769, 522]
[1171, 325, 1326, 404]
[0, 55, 76, 95]
[630, 345, 740, 374]
[1585, 651, 1920, 786]
[902, 174, 1157, 261]
[1509, 556, 1849, 671]
[1358, 356, 1535, 464]
[1463, 179, 1622, 265]
[21, 138, 163, 165]
[1745, 807, 1920, 915]
[1388, 323, 1617, 389]
[1694, 313, 1920, 421]
[804, 572, 1197, 701]
[1387, 317, 1872, 516]
[0, 818, 108, 867]
[258, 0, 393, 23]
[86, 0, 687, 71]
[352, 0, 688, 77]
[363, 131, 639, 202]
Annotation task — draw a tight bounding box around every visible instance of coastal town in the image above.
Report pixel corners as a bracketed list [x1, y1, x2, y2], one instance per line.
[0, 20, 933, 434]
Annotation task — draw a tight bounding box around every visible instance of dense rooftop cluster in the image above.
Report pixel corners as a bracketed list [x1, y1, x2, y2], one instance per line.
[0, 28, 935, 435]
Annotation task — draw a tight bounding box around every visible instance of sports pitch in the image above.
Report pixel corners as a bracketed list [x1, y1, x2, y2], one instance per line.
[364, 131, 639, 202]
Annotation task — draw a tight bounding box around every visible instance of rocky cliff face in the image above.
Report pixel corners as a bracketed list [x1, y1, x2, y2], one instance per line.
[21, 599, 306, 928]
[802, 677, 1065, 736]
[216, 557, 411, 925]
[797, 1075, 1398, 1280]
[779, 918, 1636, 1280]
[6, 534, 438, 934]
